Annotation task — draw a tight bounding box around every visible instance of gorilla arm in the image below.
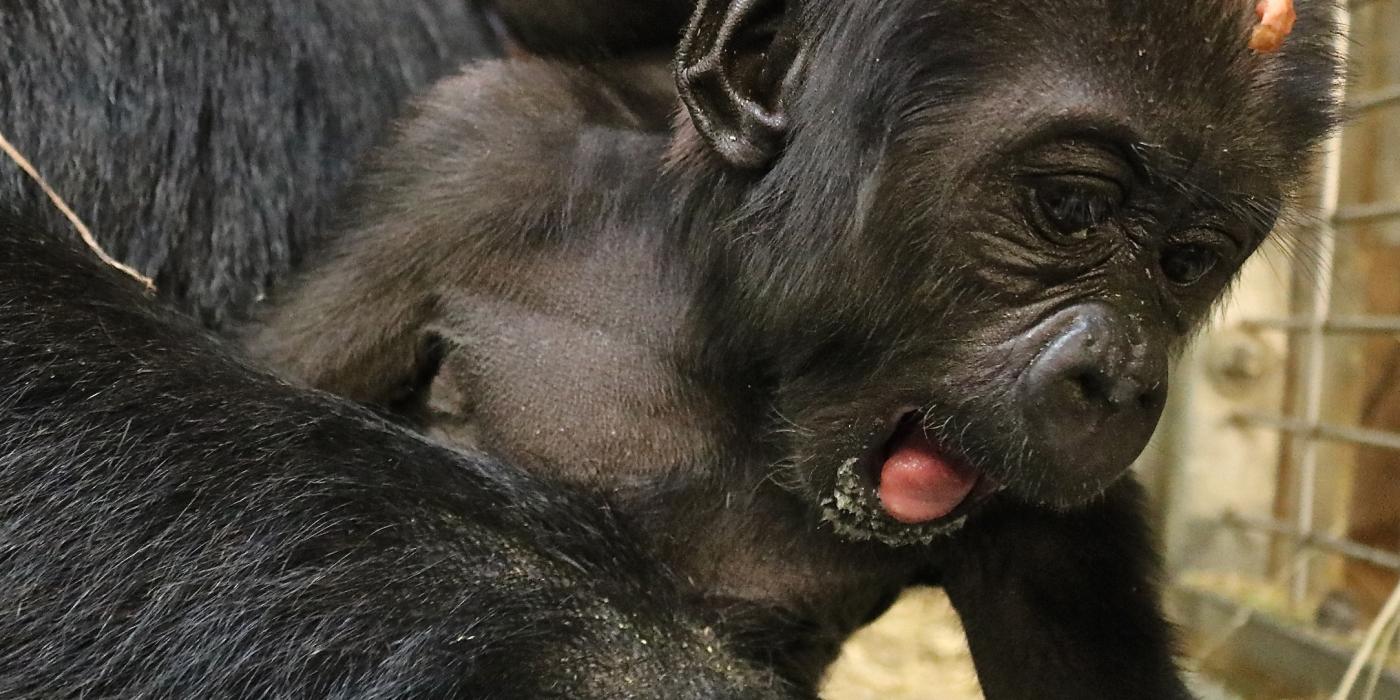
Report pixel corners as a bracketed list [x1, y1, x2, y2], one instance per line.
[935, 481, 1192, 700]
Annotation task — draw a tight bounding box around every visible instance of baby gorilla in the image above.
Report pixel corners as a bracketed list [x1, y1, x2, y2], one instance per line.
[247, 0, 1339, 695]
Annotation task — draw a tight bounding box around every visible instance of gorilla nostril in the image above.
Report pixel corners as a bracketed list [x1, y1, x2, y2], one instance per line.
[1138, 388, 1163, 412]
[1070, 369, 1110, 405]
[1067, 367, 1167, 416]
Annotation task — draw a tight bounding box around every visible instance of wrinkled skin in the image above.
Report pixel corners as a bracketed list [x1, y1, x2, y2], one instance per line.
[249, 0, 1339, 696]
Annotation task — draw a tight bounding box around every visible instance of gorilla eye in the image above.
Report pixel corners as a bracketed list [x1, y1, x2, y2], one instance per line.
[1032, 176, 1124, 241]
[1160, 244, 1220, 285]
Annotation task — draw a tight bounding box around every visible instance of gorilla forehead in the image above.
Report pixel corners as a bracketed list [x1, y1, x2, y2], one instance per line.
[734, 0, 1340, 288]
[797, 0, 1338, 165]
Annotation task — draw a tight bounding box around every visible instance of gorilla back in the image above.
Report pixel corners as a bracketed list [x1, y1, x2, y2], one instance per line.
[0, 211, 797, 699]
[249, 0, 1341, 695]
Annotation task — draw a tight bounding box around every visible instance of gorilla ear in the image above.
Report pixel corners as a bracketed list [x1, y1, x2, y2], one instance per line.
[676, 0, 803, 169]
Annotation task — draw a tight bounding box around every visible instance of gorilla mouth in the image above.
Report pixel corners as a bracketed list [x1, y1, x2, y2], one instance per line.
[820, 410, 1000, 546]
[874, 413, 987, 524]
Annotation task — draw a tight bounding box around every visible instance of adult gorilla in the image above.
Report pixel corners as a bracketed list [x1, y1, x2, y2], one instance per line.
[0, 2, 771, 698]
[0, 211, 794, 698]
[0, 0, 689, 327]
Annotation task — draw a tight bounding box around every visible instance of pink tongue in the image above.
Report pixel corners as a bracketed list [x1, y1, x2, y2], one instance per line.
[878, 430, 979, 524]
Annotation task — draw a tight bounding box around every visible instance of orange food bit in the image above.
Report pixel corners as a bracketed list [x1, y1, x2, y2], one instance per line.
[1249, 0, 1296, 53]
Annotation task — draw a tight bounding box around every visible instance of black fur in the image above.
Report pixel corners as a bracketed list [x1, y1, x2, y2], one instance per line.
[0, 1, 501, 328]
[0, 0, 688, 330]
[0, 3, 829, 696]
[0, 210, 799, 699]
[488, 0, 693, 56]
[247, 0, 1341, 696]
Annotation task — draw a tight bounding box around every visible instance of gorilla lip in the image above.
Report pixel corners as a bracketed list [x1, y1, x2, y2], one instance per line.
[874, 412, 987, 525]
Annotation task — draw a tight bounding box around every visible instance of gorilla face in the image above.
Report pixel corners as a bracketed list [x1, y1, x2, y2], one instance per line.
[677, 0, 1336, 543]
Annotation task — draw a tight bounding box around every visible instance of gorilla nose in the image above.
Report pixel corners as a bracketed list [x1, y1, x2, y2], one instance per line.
[1017, 304, 1168, 488]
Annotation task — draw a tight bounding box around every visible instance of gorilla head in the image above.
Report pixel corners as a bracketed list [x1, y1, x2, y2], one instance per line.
[247, 0, 1337, 547]
[661, 0, 1335, 540]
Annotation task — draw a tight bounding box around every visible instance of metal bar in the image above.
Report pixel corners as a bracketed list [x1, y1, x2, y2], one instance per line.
[1237, 412, 1400, 453]
[1350, 83, 1400, 113]
[1221, 512, 1400, 572]
[1290, 3, 1352, 607]
[1241, 316, 1400, 334]
[1334, 200, 1400, 225]
[1171, 585, 1400, 697]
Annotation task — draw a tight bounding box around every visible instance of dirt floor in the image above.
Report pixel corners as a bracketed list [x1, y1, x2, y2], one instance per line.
[822, 588, 983, 700]
[818, 583, 1290, 700]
